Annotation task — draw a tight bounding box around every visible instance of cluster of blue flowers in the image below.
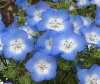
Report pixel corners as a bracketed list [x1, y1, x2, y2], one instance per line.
[0, 0, 100, 83]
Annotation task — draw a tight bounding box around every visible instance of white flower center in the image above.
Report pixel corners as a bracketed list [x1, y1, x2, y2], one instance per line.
[34, 59, 51, 74]
[69, 6, 74, 11]
[0, 82, 3, 84]
[59, 39, 77, 53]
[79, 0, 86, 5]
[34, 10, 43, 21]
[73, 22, 80, 34]
[46, 18, 64, 32]
[9, 39, 25, 54]
[85, 74, 100, 84]
[83, 19, 89, 26]
[95, 0, 100, 3]
[45, 38, 52, 50]
[22, 28, 34, 39]
[85, 32, 100, 44]
[0, 39, 3, 51]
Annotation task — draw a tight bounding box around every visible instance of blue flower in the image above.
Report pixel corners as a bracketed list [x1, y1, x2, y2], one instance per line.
[91, 0, 100, 7]
[68, 0, 73, 2]
[0, 13, 2, 21]
[52, 32, 86, 60]
[52, 0, 63, 2]
[3, 82, 13, 84]
[0, 32, 4, 55]
[76, 0, 90, 8]
[15, 0, 29, 10]
[77, 65, 100, 84]
[70, 15, 83, 35]
[18, 25, 38, 40]
[95, 8, 100, 26]
[95, 8, 100, 18]
[37, 9, 73, 33]
[25, 52, 57, 82]
[26, 2, 50, 27]
[2, 28, 34, 61]
[37, 30, 58, 55]
[73, 60, 83, 73]
[0, 13, 5, 32]
[81, 16, 92, 27]
[80, 25, 100, 47]
[11, 16, 18, 28]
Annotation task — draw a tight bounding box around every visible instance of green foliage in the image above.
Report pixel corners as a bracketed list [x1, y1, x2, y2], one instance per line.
[47, 0, 77, 13]
[17, 73, 32, 84]
[47, 0, 96, 19]
[57, 58, 72, 71]
[17, 9, 26, 26]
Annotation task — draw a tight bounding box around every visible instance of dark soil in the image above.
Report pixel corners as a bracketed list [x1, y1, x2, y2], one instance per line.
[0, 0, 50, 26]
